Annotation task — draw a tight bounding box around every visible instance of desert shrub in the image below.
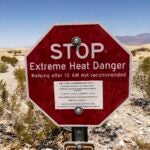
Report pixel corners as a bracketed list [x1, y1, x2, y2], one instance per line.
[131, 47, 150, 56]
[1, 56, 18, 66]
[27, 101, 34, 110]
[14, 68, 25, 85]
[139, 56, 144, 60]
[0, 80, 8, 102]
[24, 107, 36, 125]
[131, 50, 136, 56]
[133, 57, 150, 98]
[14, 122, 26, 134]
[14, 50, 22, 56]
[43, 114, 56, 133]
[11, 57, 18, 66]
[141, 57, 150, 73]
[1, 88, 8, 102]
[10, 94, 20, 114]
[134, 137, 150, 149]
[0, 62, 8, 73]
[8, 50, 14, 53]
[21, 131, 34, 144]
[0, 80, 8, 117]
[13, 101, 57, 146]
[137, 47, 150, 52]
[14, 68, 26, 92]
[14, 122, 34, 144]
[0, 103, 4, 116]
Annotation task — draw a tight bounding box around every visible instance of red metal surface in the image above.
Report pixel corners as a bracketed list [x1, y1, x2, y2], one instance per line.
[26, 24, 130, 126]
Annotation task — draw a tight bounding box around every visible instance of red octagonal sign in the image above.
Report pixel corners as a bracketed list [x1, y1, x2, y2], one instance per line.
[26, 23, 131, 126]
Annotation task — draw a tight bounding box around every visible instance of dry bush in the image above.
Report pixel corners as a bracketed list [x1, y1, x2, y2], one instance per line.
[0, 62, 8, 73]
[1, 56, 18, 67]
[131, 47, 150, 56]
[134, 137, 150, 149]
[133, 57, 150, 99]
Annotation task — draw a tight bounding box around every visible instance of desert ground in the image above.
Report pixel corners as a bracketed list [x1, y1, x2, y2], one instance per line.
[0, 45, 150, 149]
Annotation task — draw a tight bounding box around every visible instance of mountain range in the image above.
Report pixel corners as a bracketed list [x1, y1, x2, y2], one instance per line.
[116, 33, 150, 45]
[1, 33, 150, 49]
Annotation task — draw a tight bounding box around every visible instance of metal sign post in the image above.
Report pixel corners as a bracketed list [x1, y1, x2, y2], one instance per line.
[72, 127, 88, 142]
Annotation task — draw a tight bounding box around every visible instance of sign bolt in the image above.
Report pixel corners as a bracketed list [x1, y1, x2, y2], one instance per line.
[74, 107, 83, 115]
[76, 144, 83, 150]
[72, 37, 81, 46]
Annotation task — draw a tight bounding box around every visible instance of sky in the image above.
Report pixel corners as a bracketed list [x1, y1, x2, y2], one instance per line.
[0, 0, 150, 48]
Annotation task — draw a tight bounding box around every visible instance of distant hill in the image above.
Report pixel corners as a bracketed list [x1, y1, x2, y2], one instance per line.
[1, 33, 150, 48]
[116, 33, 150, 45]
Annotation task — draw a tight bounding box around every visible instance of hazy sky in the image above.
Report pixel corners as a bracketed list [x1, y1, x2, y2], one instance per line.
[0, 0, 150, 47]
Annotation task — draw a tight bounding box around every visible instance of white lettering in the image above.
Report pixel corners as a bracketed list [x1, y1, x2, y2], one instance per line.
[50, 42, 105, 60]
[30, 62, 35, 70]
[50, 44, 62, 59]
[29, 62, 66, 71]
[76, 43, 89, 59]
[93, 61, 126, 72]
[69, 62, 90, 70]
[63, 43, 72, 59]
[92, 43, 104, 58]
